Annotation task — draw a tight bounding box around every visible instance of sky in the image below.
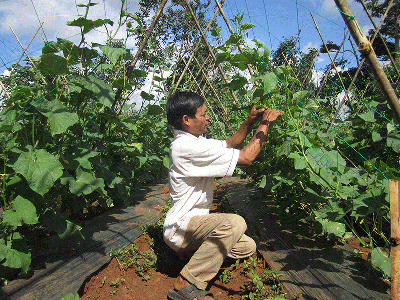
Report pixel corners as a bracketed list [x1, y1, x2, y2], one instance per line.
[0, 0, 379, 106]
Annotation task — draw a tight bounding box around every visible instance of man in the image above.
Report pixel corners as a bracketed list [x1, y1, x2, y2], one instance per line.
[164, 91, 281, 300]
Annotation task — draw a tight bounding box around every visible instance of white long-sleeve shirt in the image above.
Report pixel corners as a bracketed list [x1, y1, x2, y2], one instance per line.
[163, 129, 240, 251]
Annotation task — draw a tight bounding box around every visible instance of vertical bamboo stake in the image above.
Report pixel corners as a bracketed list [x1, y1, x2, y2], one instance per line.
[390, 179, 400, 299]
[334, 0, 400, 124]
[214, 0, 256, 78]
[112, 0, 168, 110]
[0, 81, 10, 100]
[313, 29, 349, 103]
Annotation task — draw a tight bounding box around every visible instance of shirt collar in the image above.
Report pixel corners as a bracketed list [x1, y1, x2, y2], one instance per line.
[174, 129, 203, 139]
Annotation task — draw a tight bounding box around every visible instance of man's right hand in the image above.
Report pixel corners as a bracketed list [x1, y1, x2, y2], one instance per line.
[262, 107, 282, 124]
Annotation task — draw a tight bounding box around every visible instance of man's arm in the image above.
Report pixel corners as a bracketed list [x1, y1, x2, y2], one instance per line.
[226, 106, 265, 149]
[237, 108, 281, 166]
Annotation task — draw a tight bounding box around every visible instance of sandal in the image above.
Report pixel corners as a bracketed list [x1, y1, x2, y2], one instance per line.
[167, 284, 219, 300]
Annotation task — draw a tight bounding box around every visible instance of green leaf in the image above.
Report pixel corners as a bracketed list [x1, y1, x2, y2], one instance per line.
[141, 91, 154, 101]
[34, 100, 79, 135]
[372, 131, 383, 142]
[359, 110, 375, 122]
[315, 218, 346, 239]
[67, 17, 113, 34]
[69, 167, 105, 196]
[60, 293, 81, 300]
[0, 232, 31, 273]
[126, 143, 143, 152]
[147, 104, 164, 116]
[211, 26, 221, 37]
[13, 146, 63, 195]
[261, 72, 278, 94]
[387, 131, 400, 153]
[163, 155, 170, 169]
[3, 196, 38, 228]
[73, 75, 115, 108]
[37, 53, 69, 75]
[241, 22, 255, 31]
[370, 248, 391, 277]
[228, 76, 248, 90]
[99, 45, 127, 65]
[130, 69, 147, 78]
[138, 156, 148, 168]
[41, 210, 82, 239]
[288, 152, 307, 170]
[258, 175, 267, 188]
[293, 90, 310, 104]
[277, 140, 292, 157]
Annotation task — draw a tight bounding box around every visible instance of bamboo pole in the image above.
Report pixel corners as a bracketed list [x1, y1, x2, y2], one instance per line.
[172, 5, 221, 95]
[192, 55, 230, 126]
[313, 30, 349, 103]
[334, 0, 400, 124]
[10, 26, 47, 85]
[302, 50, 320, 86]
[182, 56, 227, 138]
[328, 1, 393, 131]
[359, 0, 399, 77]
[390, 179, 400, 299]
[112, 0, 168, 110]
[10, 23, 44, 75]
[184, 0, 239, 103]
[311, 13, 353, 111]
[0, 80, 10, 100]
[214, 0, 256, 78]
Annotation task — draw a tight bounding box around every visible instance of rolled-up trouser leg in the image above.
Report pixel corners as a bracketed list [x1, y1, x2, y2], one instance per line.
[179, 213, 256, 290]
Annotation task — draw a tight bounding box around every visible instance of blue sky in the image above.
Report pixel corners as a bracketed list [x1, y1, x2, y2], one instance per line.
[0, 0, 376, 77]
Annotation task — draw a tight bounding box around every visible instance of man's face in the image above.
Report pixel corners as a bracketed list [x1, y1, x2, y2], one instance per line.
[185, 104, 210, 137]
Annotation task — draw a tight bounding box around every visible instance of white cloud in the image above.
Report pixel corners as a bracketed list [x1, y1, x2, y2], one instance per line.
[0, 0, 139, 45]
[302, 41, 319, 53]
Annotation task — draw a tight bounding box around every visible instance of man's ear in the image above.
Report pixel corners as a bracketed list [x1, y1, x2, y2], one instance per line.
[182, 115, 191, 128]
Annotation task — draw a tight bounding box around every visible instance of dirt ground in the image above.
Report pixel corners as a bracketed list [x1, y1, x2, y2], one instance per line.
[79, 233, 284, 300]
[79, 186, 284, 300]
[78, 182, 381, 300]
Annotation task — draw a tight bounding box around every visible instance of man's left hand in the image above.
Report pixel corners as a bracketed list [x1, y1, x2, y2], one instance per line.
[247, 106, 266, 124]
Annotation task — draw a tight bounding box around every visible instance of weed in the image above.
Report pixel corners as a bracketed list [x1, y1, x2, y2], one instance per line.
[240, 257, 285, 300]
[100, 276, 107, 285]
[110, 277, 125, 287]
[109, 242, 157, 281]
[219, 269, 235, 283]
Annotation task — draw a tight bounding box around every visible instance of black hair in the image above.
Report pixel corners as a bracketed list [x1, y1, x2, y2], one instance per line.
[166, 91, 205, 130]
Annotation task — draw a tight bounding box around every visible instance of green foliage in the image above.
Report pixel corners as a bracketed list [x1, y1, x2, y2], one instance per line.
[240, 257, 284, 300]
[110, 242, 156, 281]
[59, 293, 81, 300]
[219, 269, 235, 283]
[215, 16, 398, 279]
[0, 1, 171, 282]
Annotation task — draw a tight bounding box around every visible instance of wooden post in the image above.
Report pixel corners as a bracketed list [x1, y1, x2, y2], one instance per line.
[334, 0, 400, 124]
[112, 0, 168, 110]
[390, 179, 400, 299]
